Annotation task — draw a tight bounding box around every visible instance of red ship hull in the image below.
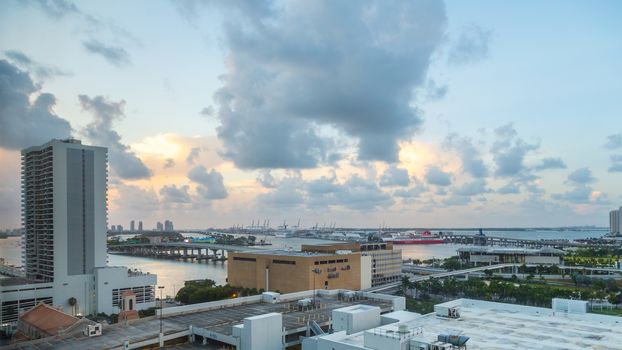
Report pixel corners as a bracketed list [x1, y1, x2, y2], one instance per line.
[391, 238, 445, 245]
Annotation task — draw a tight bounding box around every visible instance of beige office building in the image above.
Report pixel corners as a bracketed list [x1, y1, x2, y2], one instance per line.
[227, 250, 367, 293]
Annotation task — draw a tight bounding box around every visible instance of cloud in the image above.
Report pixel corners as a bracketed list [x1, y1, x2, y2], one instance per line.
[4, 50, 71, 80]
[604, 133, 622, 150]
[111, 182, 160, 213]
[163, 158, 175, 169]
[534, 157, 566, 171]
[22, 0, 79, 18]
[448, 24, 491, 65]
[159, 184, 192, 203]
[491, 123, 539, 178]
[325, 175, 393, 211]
[552, 185, 594, 204]
[553, 167, 607, 205]
[79, 94, 152, 180]
[187, 165, 228, 200]
[82, 39, 131, 67]
[0, 59, 72, 149]
[566, 167, 595, 185]
[425, 167, 452, 186]
[608, 155, 622, 173]
[442, 195, 471, 206]
[211, 0, 447, 168]
[453, 179, 488, 196]
[186, 147, 201, 165]
[444, 134, 488, 178]
[379, 166, 410, 187]
[257, 178, 305, 208]
[497, 182, 520, 194]
[256, 170, 277, 188]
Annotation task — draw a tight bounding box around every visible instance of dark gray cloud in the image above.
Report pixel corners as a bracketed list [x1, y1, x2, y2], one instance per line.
[566, 167, 595, 185]
[186, 147, 201, 165]
[379, 166, 410, 187]
[491, 123, 539, 178]
[425, 167, 452, 186]
[448, 24, 491, 65]
[444, 133, 488, 178]
[4, 50, 71, 81]
[0, 59, 72, 149]
[159, 184, 192, 203]
[187, 165, 228, 200]
[210, 0, 447, 168]
[534, 157, 567, 171]
[608, 155, 622, 173]
[79, 94, 152, 180]
[604, 133, 622, 150]
[163, 158, 175, 169]
[82, 39, 131, 67]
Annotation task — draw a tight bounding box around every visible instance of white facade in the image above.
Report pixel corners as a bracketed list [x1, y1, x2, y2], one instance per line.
[240, 313, 283, 350]
[332, 305, 381, 335]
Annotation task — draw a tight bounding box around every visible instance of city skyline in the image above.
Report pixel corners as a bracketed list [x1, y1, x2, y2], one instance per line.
[1, 0, 622, 229]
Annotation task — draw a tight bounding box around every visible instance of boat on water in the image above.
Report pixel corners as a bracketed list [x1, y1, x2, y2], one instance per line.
[384, 230, 445, 245]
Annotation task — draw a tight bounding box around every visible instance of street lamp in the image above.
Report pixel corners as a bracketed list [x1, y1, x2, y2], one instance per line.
[158, 285, 165, 345]
[312, 268, 322, 308]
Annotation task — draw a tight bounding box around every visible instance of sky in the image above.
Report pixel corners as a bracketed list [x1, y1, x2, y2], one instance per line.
[1, 0, 621, 230]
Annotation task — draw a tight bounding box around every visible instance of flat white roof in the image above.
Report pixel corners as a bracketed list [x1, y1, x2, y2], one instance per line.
[327, 299, 622, 349]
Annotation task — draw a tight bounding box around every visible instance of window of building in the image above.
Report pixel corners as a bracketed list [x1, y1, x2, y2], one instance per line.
[272, 259, 296, 265]
[233, 257, 256, 262]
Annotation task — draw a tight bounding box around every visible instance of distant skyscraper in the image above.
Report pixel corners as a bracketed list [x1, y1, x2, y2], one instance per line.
[610, 207, 622, 236]
[130, 220, 135, 231]
[156, 221, 163, 231]
[138, 221, 143, 231]
[117, 224, 124, 232]
[22, 138, 107, 281]
[164, 220, 174, 231]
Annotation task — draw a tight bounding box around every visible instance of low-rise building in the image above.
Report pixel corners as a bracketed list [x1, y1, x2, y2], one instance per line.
[227, 250, 368, 292]
[301, 242, 402, 287]
[457, 246, 565, 265]
[305, 298, 622, 350]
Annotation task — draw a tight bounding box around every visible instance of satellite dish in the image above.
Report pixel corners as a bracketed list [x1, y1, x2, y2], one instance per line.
[68, 297, 77, 306]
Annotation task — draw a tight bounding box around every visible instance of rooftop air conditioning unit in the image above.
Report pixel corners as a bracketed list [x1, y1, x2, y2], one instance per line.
[85, 323, 102, 337]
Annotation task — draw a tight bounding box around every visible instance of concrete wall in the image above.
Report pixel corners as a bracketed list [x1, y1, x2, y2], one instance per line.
[360, 255, 372, 290]
[241, 312, 282, 350]
[332, 305, 381, 334]
[525, 256, 560, 264]
[94, 267, 157, 314]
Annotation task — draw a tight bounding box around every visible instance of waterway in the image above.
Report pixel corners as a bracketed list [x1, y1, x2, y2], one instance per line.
[0, 229, 607, 297]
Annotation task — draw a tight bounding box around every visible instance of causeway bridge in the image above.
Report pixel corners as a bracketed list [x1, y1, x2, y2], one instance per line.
[107, 242, 261, 261]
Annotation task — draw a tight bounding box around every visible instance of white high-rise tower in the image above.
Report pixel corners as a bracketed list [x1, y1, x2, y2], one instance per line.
[22, 138, 108, 282]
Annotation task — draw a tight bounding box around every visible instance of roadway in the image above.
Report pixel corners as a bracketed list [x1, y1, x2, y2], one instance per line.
[369, 263, 622, 293]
